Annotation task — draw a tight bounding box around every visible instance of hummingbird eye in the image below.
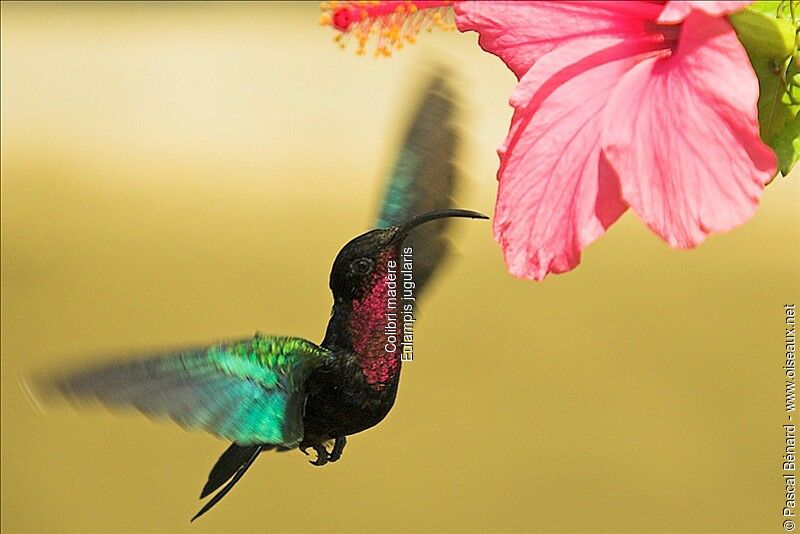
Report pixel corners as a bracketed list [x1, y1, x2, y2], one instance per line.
[351, 258, 374, 275]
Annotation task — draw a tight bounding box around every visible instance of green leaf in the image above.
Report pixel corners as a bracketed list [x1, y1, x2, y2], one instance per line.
[729, 3, 799, 176]
[748, 1, 790, 17]
[730, 4, 795, 61]
[772, 111, 800, 175]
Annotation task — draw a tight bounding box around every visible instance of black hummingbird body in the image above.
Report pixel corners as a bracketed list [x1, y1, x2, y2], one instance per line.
[40, 74, 488, 521]
[303, 231, 405, 449]
[301, 227, 412, 460]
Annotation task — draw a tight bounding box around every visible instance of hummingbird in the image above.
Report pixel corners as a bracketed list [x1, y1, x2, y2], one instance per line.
[37, 74, 487, 521]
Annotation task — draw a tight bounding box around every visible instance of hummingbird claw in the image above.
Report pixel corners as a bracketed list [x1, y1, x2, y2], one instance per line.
[308, 443, 329, 466]
[328, 436, 346, 463]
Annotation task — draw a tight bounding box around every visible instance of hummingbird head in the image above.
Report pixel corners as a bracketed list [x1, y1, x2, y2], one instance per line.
[329, 208, 488, 302]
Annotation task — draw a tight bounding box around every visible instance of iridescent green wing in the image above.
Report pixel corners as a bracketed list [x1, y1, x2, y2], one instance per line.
[42, 335, 330, 448]
[376, 72, 460, 294]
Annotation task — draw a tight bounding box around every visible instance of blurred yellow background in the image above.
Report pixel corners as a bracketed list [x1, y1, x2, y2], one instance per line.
[2, 2, 798, 532]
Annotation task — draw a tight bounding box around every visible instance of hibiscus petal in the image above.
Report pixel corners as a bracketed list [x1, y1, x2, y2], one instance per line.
[658, 1, 752, 24]
[494, 37, 663, 280]
[602, 13, 777, 249]
[454, 0, 663, 79]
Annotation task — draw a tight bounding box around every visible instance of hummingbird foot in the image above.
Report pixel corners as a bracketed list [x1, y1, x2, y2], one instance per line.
[300, 443, 330, 467]
[306, 443, 329, 466]
[328, 436, 346, 463]
[299, 436, 346, 466]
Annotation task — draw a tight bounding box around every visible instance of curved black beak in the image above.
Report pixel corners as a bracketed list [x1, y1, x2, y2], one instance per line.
[391, 208, 489, 243]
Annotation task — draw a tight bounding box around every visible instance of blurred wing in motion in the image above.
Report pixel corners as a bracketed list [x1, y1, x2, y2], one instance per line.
[376, 72, 461, 294]
[39, 335, 330, 448]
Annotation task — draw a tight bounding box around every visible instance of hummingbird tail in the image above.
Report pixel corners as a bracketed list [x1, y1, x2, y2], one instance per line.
[191, 445, 262, 522]
[200, 443, 261, 499]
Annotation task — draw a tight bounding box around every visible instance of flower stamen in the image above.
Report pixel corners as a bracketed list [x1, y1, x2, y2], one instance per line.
[320, 1, 456, 56]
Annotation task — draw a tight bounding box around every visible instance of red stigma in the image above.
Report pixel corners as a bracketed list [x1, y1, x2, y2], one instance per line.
[331, 6, 357, 31]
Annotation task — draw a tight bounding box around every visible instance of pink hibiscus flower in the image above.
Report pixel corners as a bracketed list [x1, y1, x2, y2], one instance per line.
[455, 0, 777, 279]
[322, 1, 779, 280]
